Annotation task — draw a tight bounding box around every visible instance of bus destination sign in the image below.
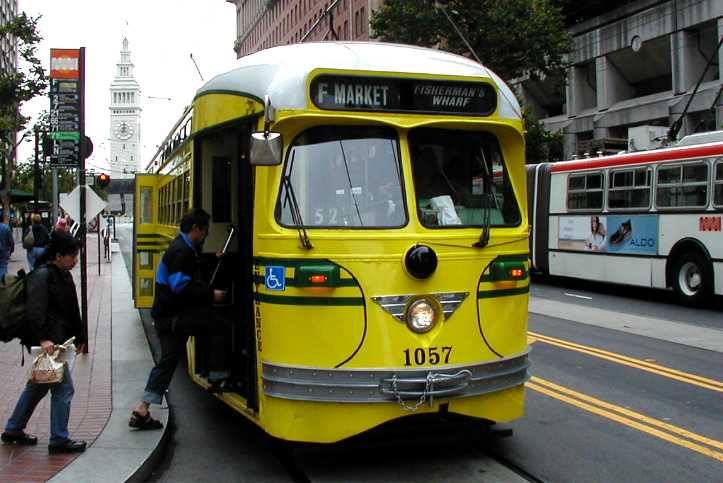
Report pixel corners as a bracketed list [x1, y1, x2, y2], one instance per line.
[311, 75, 497, 116]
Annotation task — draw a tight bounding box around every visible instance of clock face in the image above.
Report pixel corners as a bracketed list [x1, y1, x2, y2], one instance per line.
[115, 121, 134, 141]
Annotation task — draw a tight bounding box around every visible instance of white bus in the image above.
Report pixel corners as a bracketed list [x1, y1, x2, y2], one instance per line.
[527, 134, 723, 306]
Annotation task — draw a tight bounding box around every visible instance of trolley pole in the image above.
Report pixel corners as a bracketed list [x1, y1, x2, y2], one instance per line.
[96, 213, 101, 275]
[33, 127, 39, 210]
[78, 47, 88, 353]
[51, 168, 58, 223]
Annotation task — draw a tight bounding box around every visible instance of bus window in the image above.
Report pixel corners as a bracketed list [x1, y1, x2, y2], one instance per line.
[656, 162, 708, 209]
[408, 128, 520, 228]
[715, 160, 723, 207]
[608, 167, 651, 209]
[277, 126, 405, 228]
[567, 172, 603, 210]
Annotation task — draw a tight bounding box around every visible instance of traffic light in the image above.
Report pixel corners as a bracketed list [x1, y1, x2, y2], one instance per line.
[96, 173, 111, 189]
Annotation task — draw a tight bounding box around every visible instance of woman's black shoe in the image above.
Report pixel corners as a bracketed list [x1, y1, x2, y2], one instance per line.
[1, 431, 38, 445]
[48, 439, 87, 454]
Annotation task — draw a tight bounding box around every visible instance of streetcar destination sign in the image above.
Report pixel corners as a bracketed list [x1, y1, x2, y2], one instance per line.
[311, 74, 497, 116]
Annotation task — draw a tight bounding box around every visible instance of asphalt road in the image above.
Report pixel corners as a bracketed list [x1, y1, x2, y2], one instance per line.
[117, 225, 723, 482]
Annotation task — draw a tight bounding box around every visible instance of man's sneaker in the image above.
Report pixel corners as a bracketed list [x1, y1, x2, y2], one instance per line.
[48, 439, 87, 454]
[1, 431, 38, 445]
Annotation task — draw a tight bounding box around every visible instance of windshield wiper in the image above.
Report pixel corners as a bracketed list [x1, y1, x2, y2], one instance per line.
[338, 140, 364, 227]
[282, 150, 312, 250]
[473, 150, 493, 248]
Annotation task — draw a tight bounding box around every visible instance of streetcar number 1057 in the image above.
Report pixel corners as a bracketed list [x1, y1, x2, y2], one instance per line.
[403, 346, 452, 366]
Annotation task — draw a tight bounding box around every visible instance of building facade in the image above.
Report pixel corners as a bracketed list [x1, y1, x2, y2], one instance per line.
[109, 38, 141, 179]
[227, 0, 384, 58]
[0, 0, 17, 74]
[519, 0, 723, 159]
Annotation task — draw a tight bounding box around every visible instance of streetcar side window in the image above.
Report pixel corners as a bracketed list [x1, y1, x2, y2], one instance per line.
[608, 167, 651, 210]
[140, 187, 153, 224]
[656, 162, 708, 209]
[714, 160, 723, 207]
[567, 172, 603, 210]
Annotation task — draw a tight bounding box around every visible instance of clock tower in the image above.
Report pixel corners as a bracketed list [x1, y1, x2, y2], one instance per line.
[109, 37, 141, 179]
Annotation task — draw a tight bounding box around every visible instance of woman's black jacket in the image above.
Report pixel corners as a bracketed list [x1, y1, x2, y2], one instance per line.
[26, 224, 50, 249]
[24, 263, 86, 346]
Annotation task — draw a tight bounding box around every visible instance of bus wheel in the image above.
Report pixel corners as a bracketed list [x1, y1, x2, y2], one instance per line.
[672, 252, 712, 306]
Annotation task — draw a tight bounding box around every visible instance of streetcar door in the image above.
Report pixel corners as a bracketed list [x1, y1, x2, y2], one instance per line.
[133, 174, 159, 308]
[194, 122, 257, 407]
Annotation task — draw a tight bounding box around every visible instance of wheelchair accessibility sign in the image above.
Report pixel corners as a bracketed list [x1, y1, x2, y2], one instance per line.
[265, 266, 286, 291]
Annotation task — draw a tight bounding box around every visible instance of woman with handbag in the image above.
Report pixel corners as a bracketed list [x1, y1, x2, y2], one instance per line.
[1, 230, 88, 453]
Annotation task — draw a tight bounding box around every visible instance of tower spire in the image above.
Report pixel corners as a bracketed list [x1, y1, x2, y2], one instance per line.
[109, 37, 142, 180]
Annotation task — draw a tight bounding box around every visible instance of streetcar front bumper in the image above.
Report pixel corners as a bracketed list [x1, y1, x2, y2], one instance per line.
[262, 349, 530, 407]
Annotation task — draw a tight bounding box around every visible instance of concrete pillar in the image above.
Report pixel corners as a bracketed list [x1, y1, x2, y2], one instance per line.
[678, 29, 709, 92]
[597, 56, 635, 110]
[516, 83, 544, 117]
[569, 62, 596, 115]
[565, 66, 575, 116]
[596, 57, 609, 111]
[563, 129, 577, 160]
[594, 126, 610, 140]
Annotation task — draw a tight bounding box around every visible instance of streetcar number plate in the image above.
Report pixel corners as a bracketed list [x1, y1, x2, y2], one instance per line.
[403, 346, 452, 366]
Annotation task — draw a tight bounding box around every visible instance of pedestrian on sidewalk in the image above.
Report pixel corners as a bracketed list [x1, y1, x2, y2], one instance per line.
[129, 208, 228, 430]
[1, 230, 88, 454]
[24, 213, 50, 271]
[0, 214, 14, 283]
[54, 217, 69, 233]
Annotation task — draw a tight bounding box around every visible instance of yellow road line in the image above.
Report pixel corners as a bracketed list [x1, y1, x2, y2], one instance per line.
[532, 377, 723, 450]
[527, 378, 723, 463]
[529, 331, 723, 393]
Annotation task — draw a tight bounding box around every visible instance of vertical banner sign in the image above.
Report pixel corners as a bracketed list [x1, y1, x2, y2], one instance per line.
[49, 49, 81, 168]
[50, 47, 89, 353]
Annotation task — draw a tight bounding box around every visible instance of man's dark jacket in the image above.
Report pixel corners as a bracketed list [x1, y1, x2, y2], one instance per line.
[151, 233, 213, 325]
[26, 264, 86, 346]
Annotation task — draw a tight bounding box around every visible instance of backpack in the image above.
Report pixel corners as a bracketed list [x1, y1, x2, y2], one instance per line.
[0, 270, 28, 343]
[22, 228, 35, 250]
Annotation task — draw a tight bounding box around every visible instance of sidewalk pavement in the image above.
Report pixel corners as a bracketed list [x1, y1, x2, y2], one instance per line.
[0, 233, 168, 482]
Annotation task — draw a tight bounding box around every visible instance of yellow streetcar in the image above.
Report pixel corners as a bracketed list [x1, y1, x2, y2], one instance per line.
[133, 42, 530, 443]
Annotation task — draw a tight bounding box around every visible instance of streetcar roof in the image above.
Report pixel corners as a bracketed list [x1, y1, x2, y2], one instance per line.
[195, 42, 521, 121]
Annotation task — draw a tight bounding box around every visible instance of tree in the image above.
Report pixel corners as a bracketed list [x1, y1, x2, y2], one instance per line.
[523, 109, 563, 164]
[0, 13, 47, 216]
[371, 0, 571, 162]
[13, 161, 76, 202]
[371, 0, 572, 81]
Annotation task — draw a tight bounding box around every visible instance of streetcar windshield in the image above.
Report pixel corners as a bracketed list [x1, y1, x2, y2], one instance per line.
[277, 126, 405, 228]
[409, 128, 520, 228]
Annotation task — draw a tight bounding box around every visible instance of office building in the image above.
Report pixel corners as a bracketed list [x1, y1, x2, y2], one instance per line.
[0, 0, 16, 74]
[518, 0, 723, 158]
[227, 0, 383, 58]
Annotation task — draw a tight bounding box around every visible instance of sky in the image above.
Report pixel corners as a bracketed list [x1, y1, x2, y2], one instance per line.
[17, 0, 238, 174]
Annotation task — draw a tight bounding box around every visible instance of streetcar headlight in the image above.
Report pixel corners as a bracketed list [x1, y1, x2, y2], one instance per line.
[405, 298, 440, 333]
